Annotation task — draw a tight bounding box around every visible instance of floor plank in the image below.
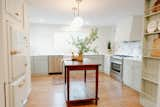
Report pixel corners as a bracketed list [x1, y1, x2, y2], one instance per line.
[26, 72, 143, 107]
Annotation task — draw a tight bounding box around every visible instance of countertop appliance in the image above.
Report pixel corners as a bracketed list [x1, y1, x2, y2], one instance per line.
[110, 55, 132, 82]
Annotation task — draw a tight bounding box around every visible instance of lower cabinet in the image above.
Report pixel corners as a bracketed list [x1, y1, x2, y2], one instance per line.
[123, 58, 142, 92]
[31, 56, 49, 75]
[104, 55, 111, 75]
[0, 85, 5, 107]
[6, 74, 30, 107]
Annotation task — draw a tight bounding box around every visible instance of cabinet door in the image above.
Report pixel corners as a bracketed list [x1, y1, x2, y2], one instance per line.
[8, 75, 27, 107]
[132, 61, 141, 92]
[24, 71, 31, 99]
[123, 59, 142, 92]
[7, 21, 27, 81]
[6, 0, 24, 22]
[33, 56, 48, 74]
[0, 85, 5, 107]
[104, 56, 111, 74]
[123, 59, 132, 86]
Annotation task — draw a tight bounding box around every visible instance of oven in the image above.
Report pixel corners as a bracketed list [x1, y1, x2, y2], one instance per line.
[110, 56, 123, 82]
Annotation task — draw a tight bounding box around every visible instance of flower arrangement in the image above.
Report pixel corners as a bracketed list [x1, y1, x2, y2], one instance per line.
[71, 28, 98, 61]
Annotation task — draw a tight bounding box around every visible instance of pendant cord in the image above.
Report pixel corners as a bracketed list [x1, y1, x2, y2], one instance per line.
[78, 1, 80, 16]
[72, 0, 82, 17]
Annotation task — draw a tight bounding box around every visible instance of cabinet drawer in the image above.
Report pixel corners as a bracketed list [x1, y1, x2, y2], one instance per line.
[9, 75, 27, 107]
[5, 0, 24, 22]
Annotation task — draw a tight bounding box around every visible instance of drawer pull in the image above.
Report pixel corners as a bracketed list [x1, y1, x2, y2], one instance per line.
[24, 64, 28, 67]
[24, 36, 27, 40]
[18, 80, 25, 88]
[15, 12, 19, 16]
[10, 50, 20, 55]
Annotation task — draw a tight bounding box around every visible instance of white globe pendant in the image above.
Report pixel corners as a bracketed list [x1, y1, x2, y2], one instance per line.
[71, 16, 84, 28]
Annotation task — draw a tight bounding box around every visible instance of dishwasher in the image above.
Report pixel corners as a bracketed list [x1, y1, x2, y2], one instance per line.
[48, 56, 63, 74]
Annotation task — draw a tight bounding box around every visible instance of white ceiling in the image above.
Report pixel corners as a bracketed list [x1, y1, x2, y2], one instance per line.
[28, 0, 144, 26]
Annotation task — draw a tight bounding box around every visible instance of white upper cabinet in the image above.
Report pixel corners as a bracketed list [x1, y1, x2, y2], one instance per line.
[5, 0, 24, 22]
[115, 16, 143, 42]
[7, 21, 27, 81]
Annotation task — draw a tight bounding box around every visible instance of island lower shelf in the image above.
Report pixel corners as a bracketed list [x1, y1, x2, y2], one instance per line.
[65, 81, 97, 102]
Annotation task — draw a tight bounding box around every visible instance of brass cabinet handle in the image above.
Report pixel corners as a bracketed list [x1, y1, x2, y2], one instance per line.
[15, 12, 19, 16]
[24, 63, 28, 67]
[10, 50, 20, 55]
[24, 36, 27, 40]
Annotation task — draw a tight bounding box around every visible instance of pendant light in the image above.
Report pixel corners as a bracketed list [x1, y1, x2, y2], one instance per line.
[71, 0, 84, 28]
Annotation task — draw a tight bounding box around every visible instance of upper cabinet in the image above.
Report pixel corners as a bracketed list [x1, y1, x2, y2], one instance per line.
[5, 0, 24, 22]
[115, 16, 143, 42]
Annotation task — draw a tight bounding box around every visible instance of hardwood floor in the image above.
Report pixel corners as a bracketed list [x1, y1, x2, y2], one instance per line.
[26, 72, 143, 107]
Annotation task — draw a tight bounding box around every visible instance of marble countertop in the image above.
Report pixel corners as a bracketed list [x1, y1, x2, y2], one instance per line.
[30, 53, 106, 56]
[123, 56, 142, 61]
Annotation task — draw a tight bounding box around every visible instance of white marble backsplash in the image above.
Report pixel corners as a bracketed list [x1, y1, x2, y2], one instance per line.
[114, 41, 142, 57]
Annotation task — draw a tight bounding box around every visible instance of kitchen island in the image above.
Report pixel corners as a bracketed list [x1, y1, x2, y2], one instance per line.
[63, 58, 100, 106]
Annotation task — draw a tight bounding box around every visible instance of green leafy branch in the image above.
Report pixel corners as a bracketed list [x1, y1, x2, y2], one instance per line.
[71, 28, 98, 54]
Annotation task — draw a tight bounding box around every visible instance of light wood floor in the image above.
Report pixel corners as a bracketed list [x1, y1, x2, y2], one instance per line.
[26, 72, 143, 107]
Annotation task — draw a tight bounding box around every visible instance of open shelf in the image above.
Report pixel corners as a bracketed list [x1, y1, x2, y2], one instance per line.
[143, 48, 160, 50]
[144, 31, 160, 36]
[141, 91, 157, 102]
[140, 95, 157, 107]
[143, 56, 160, 59]
[142, 76, 159, 85]
[143, 58, 160, 84]
[142, 0, 160, 106]
[145, 11, 160, 18]
[141, 79, 158, 102]
[145, 3, 160, 18]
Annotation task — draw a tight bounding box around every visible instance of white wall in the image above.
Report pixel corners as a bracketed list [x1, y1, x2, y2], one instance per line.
[29, 23, 115, 55]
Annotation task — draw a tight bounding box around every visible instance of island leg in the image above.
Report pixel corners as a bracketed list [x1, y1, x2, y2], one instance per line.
[84, 70, 87, 83]
[65, 66, 66, 84]
[95, 66, 99, 105]
[67, 67, 70, 107]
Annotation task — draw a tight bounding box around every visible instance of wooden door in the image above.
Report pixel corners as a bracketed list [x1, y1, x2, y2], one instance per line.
[7, 21, 27, 81]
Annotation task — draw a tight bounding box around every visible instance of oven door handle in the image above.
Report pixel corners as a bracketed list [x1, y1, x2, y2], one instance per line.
[111, 62, 122, 65]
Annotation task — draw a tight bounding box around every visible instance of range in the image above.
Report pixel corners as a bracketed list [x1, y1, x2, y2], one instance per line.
[110, 55, 132, 82]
